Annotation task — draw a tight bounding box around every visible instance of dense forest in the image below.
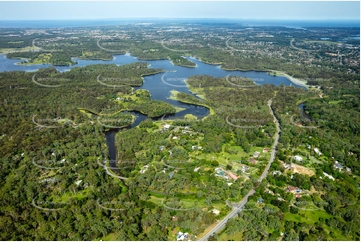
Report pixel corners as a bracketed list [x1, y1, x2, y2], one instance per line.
[0, 67, 279, 240]
[0, 24, 359, 241]
[0, 63, 185, 240]
[0, 66, 359, 240]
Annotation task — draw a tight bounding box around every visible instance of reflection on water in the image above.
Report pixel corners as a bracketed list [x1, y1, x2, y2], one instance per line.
[298, 103, 312, 121]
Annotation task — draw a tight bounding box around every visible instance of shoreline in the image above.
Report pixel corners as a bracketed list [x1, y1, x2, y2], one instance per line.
[282, 73, 309, 89]
[3, 52, 309, 90]
[186, 56, 309, 89]
[169, 90, 215, 117]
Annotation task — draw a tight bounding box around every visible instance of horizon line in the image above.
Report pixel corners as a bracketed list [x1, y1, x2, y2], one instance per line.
[1, 18, 360, 21]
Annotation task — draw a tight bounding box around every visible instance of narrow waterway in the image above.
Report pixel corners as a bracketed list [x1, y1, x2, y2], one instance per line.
[298, 103, 312, 121]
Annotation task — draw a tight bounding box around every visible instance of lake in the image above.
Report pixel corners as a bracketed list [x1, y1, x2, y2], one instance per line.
[0, 53, 304, 172]
[0, 53, 304, 121]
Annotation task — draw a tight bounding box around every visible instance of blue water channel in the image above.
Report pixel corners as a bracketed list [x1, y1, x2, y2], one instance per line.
[0, 52, 303, 123]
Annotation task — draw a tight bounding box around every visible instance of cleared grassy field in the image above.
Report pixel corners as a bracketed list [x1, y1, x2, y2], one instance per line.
[149, 194, 226, 211]
[20, 53, 52, 65]
[0, 46, 40, 54]
[285, 209, 332, 224]
[55, 189, 90, 203]
[218, 231, 243, 241]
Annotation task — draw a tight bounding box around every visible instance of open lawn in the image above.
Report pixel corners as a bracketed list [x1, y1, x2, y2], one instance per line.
[55, 189, 90, 203]
[217, 230, 243, 241]
[285, 209, 332, 224]
[149, 194, 226, 211]
[269, 70, 284, 76]
[20, 53, 52, 65]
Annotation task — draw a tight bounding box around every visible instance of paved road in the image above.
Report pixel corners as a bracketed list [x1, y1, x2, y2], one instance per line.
[259, 98, 280, 181]
[198, 189, 255, 241]
[96, 39, 125, 53]
[289, 115, 319, 129]
[198, 98, 280, 241]
[104, 165, 129, 180]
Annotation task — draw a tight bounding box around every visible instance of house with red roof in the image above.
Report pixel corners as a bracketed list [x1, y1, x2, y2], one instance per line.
[227, 171, 239, 181]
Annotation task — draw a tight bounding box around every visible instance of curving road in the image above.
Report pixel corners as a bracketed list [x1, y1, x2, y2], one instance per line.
[259, 98, 280, 182]
[160, 40, 190, 52]
[290, 38, 320, 52]
[96, 39, 126, 53]
[32, 38, 59, 52]
[289, 115, 319, 129]
[225, 38, 246, 52]
[198, 98, 280, 241]
[98, 158, 129, 180]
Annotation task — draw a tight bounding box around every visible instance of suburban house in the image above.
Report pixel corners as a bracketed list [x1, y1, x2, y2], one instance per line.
[249, 157, 258, 165]
[323, 172, 335, 181]
[176, 232, 189, 241]
[241, 165, 250, 173]
[273, 170, 282, 175]
[212, 208, 220, 216]
[253, 151, 260, 158]
[283, 163, 294, 170]
[294, 155, 303, 162]
[227, 171, 239, 181]
[287, 185, 301, 194]
[333, 161, 351, 173]
[263, 147, 269, 153]
[140, 165, 149, 174]
[334, 161, 344, 171]
[194, 167, 201, 172]
[163, 124, 171, 129]
[314, 148, 322, 156]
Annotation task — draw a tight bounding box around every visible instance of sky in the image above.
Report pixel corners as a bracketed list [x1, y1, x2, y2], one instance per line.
[0, 1, 359, 21]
